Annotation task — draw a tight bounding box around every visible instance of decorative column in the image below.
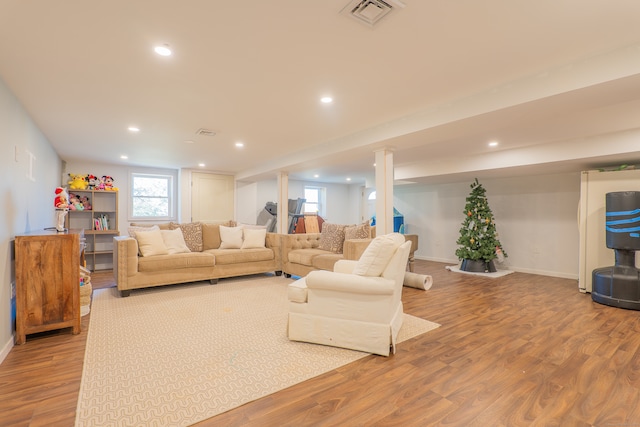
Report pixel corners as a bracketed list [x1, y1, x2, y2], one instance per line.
[374, 149, 394, 235]
[277, 172, 289, 234]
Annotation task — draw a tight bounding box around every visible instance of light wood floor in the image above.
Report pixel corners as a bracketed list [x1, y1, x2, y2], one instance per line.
[2, 260, 640, 426]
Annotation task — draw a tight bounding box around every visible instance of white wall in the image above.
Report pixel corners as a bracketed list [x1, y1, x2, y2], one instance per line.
[239, 178, 362, 227]
[1, 77, 63, 362]
[395, 173, 581, 278]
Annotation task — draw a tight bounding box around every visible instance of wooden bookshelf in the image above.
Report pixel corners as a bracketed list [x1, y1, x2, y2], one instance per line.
[66, 189, 119, 271]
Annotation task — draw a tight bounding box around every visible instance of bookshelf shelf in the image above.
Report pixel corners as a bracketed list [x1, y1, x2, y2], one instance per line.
[66, 189, 119, 271]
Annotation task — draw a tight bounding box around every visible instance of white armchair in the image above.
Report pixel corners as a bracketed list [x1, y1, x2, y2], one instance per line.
[287, 233, 411, 356]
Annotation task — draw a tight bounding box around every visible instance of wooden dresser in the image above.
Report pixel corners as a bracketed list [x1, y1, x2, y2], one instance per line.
[14, 229, 84, 344]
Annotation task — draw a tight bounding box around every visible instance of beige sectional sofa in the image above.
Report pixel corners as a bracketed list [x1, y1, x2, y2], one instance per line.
[281, 224, 418, 278]
[113, 221, 281, 297]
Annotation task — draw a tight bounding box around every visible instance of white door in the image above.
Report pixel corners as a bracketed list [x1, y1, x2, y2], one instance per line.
[191, 172, 234, 222]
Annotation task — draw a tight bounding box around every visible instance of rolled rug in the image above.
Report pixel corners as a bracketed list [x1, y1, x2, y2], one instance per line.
[404, 271, 433, 290]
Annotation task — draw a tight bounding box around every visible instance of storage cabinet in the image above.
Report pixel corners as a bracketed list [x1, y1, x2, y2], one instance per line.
[15, 230, 83, 344]
[66, 189, 119, 271]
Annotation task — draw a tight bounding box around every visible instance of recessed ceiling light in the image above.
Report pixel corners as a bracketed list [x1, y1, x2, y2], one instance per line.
[154, 44, 172, 56]
[314, 174, 319, 178]
[120, 155, 128, 160]
[183, 140, 195, 144]
[320, 96, 333, 104]
[198, 163, 205, 167]
[346, 177, 351, 181]
[235, 142, 244, 148]
[488, 141, 499, 147]
[128, 126, 140, 132]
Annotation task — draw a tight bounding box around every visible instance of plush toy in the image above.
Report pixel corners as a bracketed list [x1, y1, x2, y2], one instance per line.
[86, 174, 99, 190]
[102, 175, 117, 191]
[79, 195, 92, 210]
[68, 173, 88, 190]
[68, 193, 84, 211]
[96, 176, 106, 190]
[54, 187, 69, 232]
[54, 187, 69, 209]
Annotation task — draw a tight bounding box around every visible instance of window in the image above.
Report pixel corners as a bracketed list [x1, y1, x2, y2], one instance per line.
[304, 186, 326, 217]
[130, 173, 175, 220]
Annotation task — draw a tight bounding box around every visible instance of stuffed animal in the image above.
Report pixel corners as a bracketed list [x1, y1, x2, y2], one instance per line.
[54, 187, 69, 232]
[79, 195, 92, 210]
[68, 193, 84, 211]
[68, 173, 88, 190]
[102, 175, 117, 191]
[86, 174, 99, 190]
[54, 187, 69, 209]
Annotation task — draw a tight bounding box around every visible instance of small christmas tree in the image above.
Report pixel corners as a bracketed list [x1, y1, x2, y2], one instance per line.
[455, 178, 507, 272]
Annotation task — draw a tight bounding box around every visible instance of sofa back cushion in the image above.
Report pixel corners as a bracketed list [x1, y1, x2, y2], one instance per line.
[170, 222, 203, 252]
[352, 233, 405, 277]
[201, 221, 236, 250]
[220, 225, 244, 249]
[160, 229, 191, 254]
[136, 229, 170, 257]
[318, 223, 346, 254]
[344, 221, 371, 240]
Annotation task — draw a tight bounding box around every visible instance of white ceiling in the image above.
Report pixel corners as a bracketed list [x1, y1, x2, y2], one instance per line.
[1, 0, 640, 185]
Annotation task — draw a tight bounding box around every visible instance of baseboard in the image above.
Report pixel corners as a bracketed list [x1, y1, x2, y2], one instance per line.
[415, 256, 579, 280]
[0, 335, 14, 364]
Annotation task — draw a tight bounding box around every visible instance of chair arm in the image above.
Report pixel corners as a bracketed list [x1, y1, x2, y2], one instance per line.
[333, 259, 357, 274]
[306, 270, 394, 295]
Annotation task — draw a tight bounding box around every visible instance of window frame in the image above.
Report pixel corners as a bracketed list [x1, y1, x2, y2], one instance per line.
[128, 171, 177, 222]
[303, 186, 326, 217]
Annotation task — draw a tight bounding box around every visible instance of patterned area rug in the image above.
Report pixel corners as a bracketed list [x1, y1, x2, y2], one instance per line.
[75, 275, 440, 426]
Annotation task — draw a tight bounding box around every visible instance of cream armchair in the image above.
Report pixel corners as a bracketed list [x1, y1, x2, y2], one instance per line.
[287, 233, 411, 356]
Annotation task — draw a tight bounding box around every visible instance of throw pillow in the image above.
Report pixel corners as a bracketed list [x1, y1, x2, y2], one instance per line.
[160, 229, 191, 254]
[128, 224, 159, 239]
[352, 234, 400, 277]
[241, 228, 267, 249]
[344, 221, 371, 240]
[318, 223, 346, 253]
[219, 225, 243, 249]
[201, 221, 234, 250]
[170, 222, 203, 252]
[135, 229, 169, 257]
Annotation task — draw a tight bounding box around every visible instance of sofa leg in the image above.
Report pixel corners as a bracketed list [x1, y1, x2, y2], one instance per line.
[275, 270, 282, 276]
[210, 278, 219, 285]
[284, 273, 291, 278]
[120, 290, 131, 298]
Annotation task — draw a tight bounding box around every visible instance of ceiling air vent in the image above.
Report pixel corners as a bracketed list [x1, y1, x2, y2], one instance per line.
[340, 0, 405, 27]
[195, 128, 216, 137]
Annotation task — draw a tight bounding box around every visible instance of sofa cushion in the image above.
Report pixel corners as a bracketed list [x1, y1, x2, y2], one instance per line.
[138, 252, 216, 272]
[128, 224, 159, 239]
[220, 225, 243, 249]
[160, 229, 191, 254]
[344, 221, 371, 240]
[352, 233, 404, 277]
[205, 248, 274, 265]
[241, 228, 267, 249]
[170, 222, 203, 252]
[288, 248, 332, 266]
[135, 229, 169, 257]
[201, 221, 233, 250]
[318, 223, 346, 254]
[311, 253, 344, 271]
